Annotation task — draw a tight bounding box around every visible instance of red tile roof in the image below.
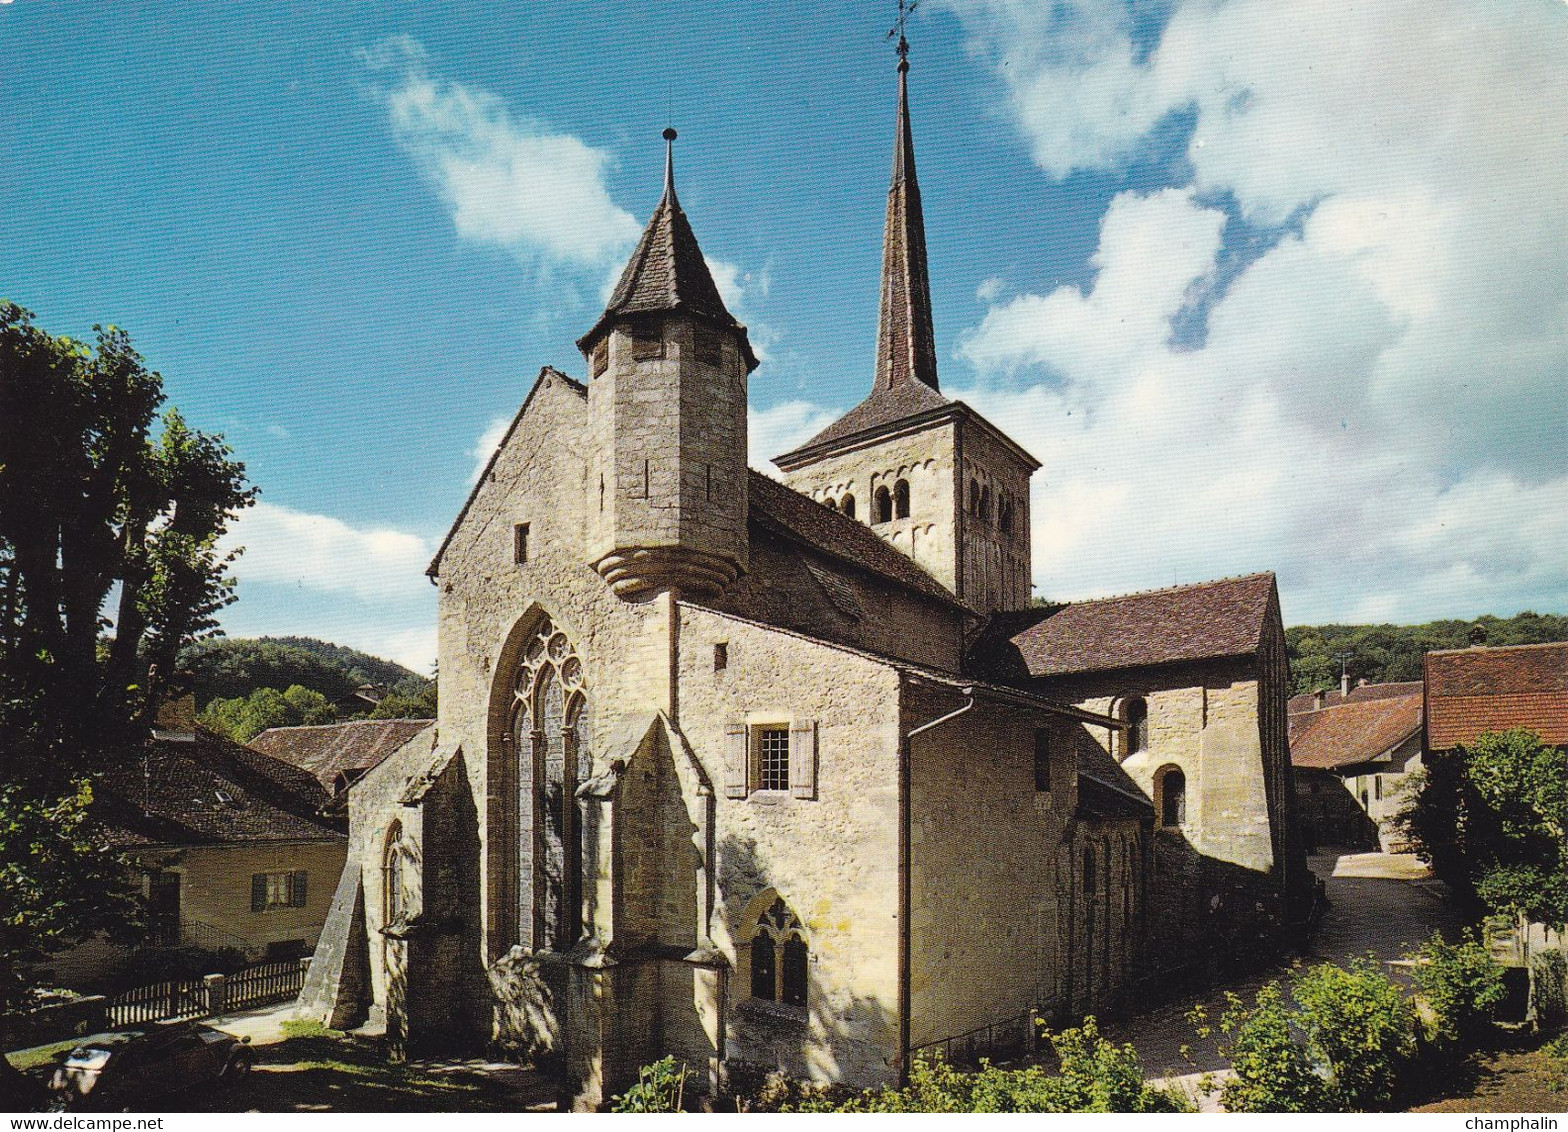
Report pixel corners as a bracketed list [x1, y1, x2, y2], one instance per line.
[1288, 692, 1423, 770]
[1425, 642, 1568, 749]
[1288, 681, 1423, 716]
[250, 719, 435, 794]
[96, 727, 342, 848]
[967, 573, 1276, 680]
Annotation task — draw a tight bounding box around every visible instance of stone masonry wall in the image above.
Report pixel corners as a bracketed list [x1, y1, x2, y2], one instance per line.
[905, 683, 1079, 1049]
[678, 603, 905, 1088]
[955, 419, 1034, 613]
[1048, 659, 1278, 876]
[781, 420, 960, 599]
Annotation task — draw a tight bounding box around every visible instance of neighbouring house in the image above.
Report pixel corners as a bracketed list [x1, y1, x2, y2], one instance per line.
[1287, 685, 1424, 851]
[1424, 635, 1568, 755]
[39, 699, 347, 990]
[301, 48, 1304, 1106]
[251, 718, 435, 802]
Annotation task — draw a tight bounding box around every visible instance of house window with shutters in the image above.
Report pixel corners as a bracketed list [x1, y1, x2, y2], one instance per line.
[724, 718, 817, 800]
[251, 870, 307, 911]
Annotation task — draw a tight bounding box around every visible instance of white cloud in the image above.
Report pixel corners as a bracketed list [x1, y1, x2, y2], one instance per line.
[943, 0, 1568, 628]
[218, 501, 438, 673]
[976, 277, 1007, 303]
[748, 400, 839, 477]
[361, 35, 640, 273]
[222, 501, 432, 605]
[470, 414, 511, 482]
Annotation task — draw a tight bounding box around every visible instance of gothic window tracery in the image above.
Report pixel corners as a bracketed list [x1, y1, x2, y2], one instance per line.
[749, 896, 808, 1008]
[511, 617, 590, 951]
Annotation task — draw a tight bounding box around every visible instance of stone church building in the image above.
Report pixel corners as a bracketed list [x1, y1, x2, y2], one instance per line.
[302, 48, 1306, 1106]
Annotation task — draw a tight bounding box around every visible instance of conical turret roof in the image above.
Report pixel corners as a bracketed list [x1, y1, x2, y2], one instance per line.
[578, 130, 756, 370]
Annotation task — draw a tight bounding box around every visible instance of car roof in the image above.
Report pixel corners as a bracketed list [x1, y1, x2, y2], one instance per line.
[74, 1021, 214, 1048]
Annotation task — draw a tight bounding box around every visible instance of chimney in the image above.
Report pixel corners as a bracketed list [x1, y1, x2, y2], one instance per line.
[1356, 677, 1368, 689]
[1313, 689, 1326, 710]
[1469, 622, 1488, 648]
[1340, 672, 1350, 699]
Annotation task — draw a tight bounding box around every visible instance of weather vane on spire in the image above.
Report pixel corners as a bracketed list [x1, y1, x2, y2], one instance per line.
[886, 0, 918, 59]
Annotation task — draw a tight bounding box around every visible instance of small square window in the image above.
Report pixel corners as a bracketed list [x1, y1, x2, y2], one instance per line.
[756, 727, 790, 793]
[513, 523, 530, 564]
[714, 642, 728, 671]
[1033, 729, 1052, 792]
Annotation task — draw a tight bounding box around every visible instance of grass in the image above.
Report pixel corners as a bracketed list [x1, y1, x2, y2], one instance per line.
[1410, 1034, 1568, 1113]
[6, 1038, 78, 1072]
[180, 1031, 556, 1113]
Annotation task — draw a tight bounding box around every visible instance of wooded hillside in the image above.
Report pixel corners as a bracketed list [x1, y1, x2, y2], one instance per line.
[1285, 612, 1568, 695]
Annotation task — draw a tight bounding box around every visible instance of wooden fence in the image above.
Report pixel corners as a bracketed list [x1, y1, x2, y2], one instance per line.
[107, 957, 309, 1028]
[108, 976, 209, 1027]
[227, 958, 310, 1013]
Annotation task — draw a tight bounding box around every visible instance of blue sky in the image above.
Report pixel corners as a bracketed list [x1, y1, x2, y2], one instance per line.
[4, 0, 1566, 672]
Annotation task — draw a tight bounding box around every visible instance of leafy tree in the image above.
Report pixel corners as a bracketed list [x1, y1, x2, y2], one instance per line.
[1398, 729, 1568, 927]
[0, 304, 253, 1104]
[199, 684, 337, 743]
[1194, 959, 1416, 1112]
[178, 636, 432, 714]
[367, 684, 437, 720]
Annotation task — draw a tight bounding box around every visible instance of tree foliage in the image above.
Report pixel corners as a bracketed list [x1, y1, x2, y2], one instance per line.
[0, 305, 252, 1103]
[1398, 729, 1568, 927]
[1195, 958, 1417, 1112]
[1410, 930, 1509, 1048]
[178, 635, 430, 710]
[1285, 612, 1568, 695]
[200, 684, 338, 743]
[1, 302, 255, 770]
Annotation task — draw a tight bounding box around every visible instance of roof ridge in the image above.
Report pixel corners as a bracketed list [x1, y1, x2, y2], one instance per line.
[1426, 639, 1568, 658]
[1051, 571, 1274, 607]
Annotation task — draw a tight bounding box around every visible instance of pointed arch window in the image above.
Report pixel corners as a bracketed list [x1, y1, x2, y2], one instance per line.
[978, 485, 992, 522]
[998, 495, 1013, 533]
[968, 479, 980, 515]
[748, 896, 808, 1008]
[873, 485, 893, 525]
[382, 821, 407, 926]
[510, 617, 590, 952]
[893, 478, 910, 520]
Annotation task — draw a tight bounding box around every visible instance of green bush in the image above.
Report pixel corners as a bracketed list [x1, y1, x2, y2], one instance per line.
[1532, 951, 1568, 1035]
[780, 1018, 1189, 1113]
[1409, 931, 1508, 1047]
[610, 1056, 688, 1113]
[1194, 983, 1329, 1112]
[1292, 957, 1416, 1110]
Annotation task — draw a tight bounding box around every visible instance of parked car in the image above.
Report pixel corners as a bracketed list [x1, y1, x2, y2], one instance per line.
[46, 1021, 252, 1110]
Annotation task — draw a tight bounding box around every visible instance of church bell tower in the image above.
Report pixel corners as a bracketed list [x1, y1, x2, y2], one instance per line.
[578, 129, 759, 601]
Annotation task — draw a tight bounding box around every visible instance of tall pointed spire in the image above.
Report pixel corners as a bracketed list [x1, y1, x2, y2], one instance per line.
[874, 40, 939, 392]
